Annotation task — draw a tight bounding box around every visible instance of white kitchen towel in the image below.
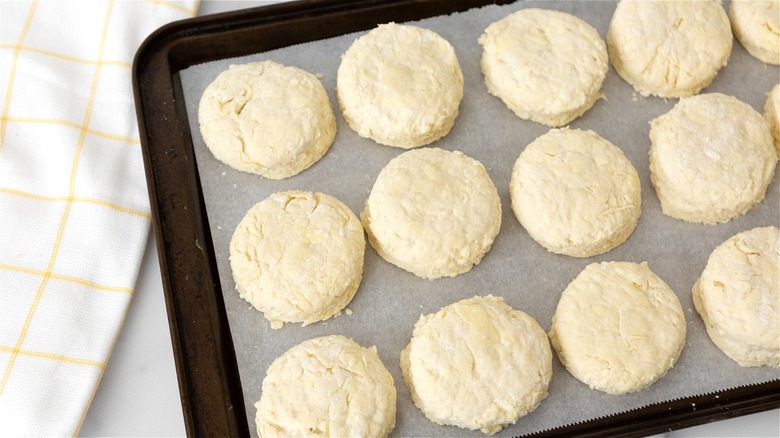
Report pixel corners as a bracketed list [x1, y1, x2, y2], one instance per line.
[0, 1, 198, 435]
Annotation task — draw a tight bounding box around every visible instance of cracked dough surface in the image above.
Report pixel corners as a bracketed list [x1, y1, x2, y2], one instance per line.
[361, 148, 501, 279]
[766, 84, 780, 158]
[400, 295, 552, 435]
[693, 226, 780, 367]
[510, 128, 640, 257]
[549, 262, 686, 395]
[198, 61, 336, 179]
[649, 93, 776, 224]
[337, 23, 463, 148]
[255, 335, 396, 437]
[607, 0, 732, 97]
[730, 0, 780, 65]
[479, 8, 608, 126]
[230, 191, 364, 328]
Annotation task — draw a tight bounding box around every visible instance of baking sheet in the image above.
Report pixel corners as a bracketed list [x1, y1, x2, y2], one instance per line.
[180, 1, 780, 436]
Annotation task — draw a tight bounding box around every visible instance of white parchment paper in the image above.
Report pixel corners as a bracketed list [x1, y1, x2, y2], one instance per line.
[180, 1, 780, 435]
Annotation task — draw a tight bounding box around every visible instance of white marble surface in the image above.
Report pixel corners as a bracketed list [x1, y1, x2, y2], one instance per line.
[79, 1, 779, 436]
[79, 233, 185, 437]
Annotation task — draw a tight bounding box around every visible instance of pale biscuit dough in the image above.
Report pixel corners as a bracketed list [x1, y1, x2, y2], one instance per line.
[730, 0, 780, 65]
[479, 8, 608, 126]
[255, 335, 396, 437]
[198, 61, 336, 179]
[607, 0, 732, 97]
[230, 191, 364, 328]
[693, 226, 780, 367]
[401, 295, 552, 435]
[361, 148, 501, 279]
[549, 262, 686, 395]
[337, 23, 463, 148]
[510, 128, 641, 257]
[649, 93, 776, 224]
[766, 84, 780, 158]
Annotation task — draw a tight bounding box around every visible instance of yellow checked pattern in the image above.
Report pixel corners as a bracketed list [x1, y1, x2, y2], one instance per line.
[0, 1, 198, 435]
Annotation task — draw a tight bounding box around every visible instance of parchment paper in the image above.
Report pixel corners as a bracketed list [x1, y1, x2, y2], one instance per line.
[180, 1, 780, 435]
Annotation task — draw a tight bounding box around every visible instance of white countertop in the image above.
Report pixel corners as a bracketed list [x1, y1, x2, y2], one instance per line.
[79, 1, 779, 436]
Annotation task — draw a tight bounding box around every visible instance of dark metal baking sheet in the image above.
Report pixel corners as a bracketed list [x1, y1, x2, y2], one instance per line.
[133, 1, 780, 436]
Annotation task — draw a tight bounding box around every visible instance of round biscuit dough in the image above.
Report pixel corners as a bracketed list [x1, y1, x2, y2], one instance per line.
[479, 8, 608, 126]
[400, 295, 552, 435]
[649, 93, 777, 224]
[766, 84, 780, 158]
[337, 23, 463, 148]
[730, 0, 780, 65]
[549, 262, 686, 395]
[693, 226, 780, 367]
[230, 191, 364, 328]
[361, 148, 501, 279]
[198, 61, 336, 179]
[607, 0, 732, 97]
[510, 128, 641, 257]
[255, 335, 397, 437]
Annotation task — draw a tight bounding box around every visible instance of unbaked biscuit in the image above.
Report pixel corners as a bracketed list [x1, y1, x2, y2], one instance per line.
[230, 191, 364, 328]
[649, 93, 776, 223]
[549, 262, 686, 395]
[361, 148, 501, 279]
[730, 0, 780, 65]
[479, 8, 608, 126]
[510, 128, 640, 257]
[255, 335, 396, 437]
[693, 226, 780, 367]
[337, 23, 463, 148]
[401, 295, 552, 435]
[766, 84, 780, 158]
[607, 0, 732, 97]
[198, 61, 336, 179]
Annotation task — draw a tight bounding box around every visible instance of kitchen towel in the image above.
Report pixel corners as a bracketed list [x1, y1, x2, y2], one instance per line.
[0, 1, 198, 435]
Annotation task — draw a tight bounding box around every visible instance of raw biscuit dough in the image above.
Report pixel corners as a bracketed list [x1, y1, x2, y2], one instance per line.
[337, 23, 463, 148]
[549, 262, 686, 395]
[607, 0, 732, 97]
[766, 84, 780, 158]
[693, 226, 780, 367]
[400, 295, 552, 435]
[230, 191, 364, 328]
[649, 93, 776, 224]
[361, 148, 501, 279]
[479, 8, 608, 126]
[510, 128, 641, 257]
[198, 61, 336, 179]
[255, 335, 397, 437]
[730, 0, 780, 65]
